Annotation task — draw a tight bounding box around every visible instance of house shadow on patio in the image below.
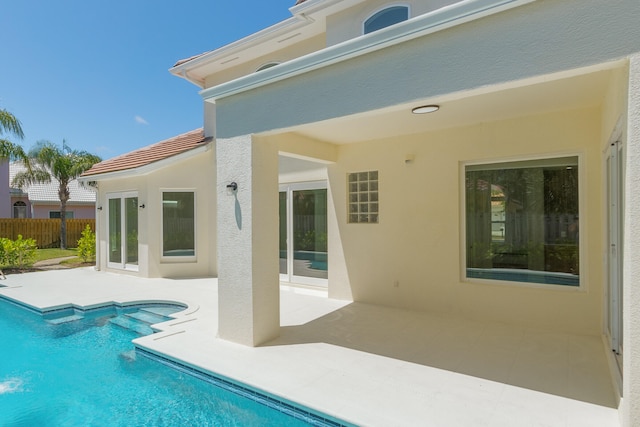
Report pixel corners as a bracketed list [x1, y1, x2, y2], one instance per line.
[265, 300, 617, 408]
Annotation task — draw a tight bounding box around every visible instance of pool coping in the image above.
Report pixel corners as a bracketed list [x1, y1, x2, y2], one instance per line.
[0, 294, 354, 427]
[136, 347, 354, 427]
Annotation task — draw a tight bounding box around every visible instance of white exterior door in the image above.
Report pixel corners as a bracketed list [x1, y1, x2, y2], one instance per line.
[107, 192, 139, 271]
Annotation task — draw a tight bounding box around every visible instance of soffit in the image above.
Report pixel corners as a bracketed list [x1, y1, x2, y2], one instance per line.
[170, 0, 366, 85]
[287, 67, 614, 145]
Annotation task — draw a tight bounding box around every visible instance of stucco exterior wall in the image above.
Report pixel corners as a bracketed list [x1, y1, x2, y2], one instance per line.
[95, 149, 216, 279]
[327, 106, 603, 335]
[217, 135, 280, 346]
[622, 53, 640, 427]
[601, 67, 629, 147]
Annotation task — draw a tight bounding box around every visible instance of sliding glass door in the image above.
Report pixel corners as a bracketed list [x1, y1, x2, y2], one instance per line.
[107, 192, 138, 271]
[279, 182, 328, 286]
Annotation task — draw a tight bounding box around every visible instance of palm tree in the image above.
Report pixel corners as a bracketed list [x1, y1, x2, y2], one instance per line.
[0, 108, 27, 160]
[12, 140, 101, 249]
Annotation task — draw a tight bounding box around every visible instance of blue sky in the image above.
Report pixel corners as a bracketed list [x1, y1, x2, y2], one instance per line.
[1, 0, 296, 160]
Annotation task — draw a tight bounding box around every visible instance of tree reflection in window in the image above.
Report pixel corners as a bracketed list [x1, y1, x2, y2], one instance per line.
[466, 157, 579, 286]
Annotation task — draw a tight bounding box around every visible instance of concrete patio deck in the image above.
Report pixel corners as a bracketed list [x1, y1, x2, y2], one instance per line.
[0, 268, 619, 426]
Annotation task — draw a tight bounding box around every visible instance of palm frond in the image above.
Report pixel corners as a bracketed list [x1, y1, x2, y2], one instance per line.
[0, 109, 25, 140]
[0, 139, 28, 161]
[11, 167, 51, 189]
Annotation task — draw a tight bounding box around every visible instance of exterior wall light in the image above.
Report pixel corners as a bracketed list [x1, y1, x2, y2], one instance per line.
[139, 204, 145, 209]
[226, 182, 238, 193]
[97, 206, 103, 211]
[412, 105, 440, 114]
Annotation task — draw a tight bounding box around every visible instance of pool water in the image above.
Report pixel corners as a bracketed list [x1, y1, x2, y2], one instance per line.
[0, 298, 320, 427]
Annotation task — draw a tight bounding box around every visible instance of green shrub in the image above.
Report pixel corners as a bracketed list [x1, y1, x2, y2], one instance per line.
[0, 238, 12, 267]
[0, 235, 38, 269]
[77, 225, 96, 262]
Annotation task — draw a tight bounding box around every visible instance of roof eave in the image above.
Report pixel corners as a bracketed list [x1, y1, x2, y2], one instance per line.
[201, 0, 536, 102]
[169, 0, 368, 86]
[78, 141, 213, 184]
[169, 15, 310, 82]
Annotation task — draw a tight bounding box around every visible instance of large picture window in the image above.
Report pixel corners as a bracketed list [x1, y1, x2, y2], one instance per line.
[162, 191, 195, 258]
[465, 156, 580, 287]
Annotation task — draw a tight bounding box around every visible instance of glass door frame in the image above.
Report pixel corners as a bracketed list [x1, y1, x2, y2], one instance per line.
[106, 191, 139, 272]
[279, 181, 328, 287]
[606, 140, 623, 371]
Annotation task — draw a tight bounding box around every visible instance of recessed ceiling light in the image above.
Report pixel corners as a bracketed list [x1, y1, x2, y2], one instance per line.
[412, 105, 440, 114]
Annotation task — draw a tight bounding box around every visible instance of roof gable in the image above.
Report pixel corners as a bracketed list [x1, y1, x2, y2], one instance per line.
[82, 128, 208, 178]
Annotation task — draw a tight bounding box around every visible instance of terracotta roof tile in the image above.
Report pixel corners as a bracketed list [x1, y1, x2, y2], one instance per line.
[173, 51, 212, 68]
[82, 128, 208, 177]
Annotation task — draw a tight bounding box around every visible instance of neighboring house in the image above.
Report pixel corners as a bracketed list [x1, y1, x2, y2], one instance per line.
[80, 1, 640, 425]
[1, 160, 95, 219]
[0, 160, 10, 218]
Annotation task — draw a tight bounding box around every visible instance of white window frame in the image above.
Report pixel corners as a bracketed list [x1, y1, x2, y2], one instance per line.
[160, 189, 197, 263]
[279, 181, 328, 287]
[461, 153, 586, 291]
[13, 201, 27, 219]
[106, 191, 139, 272]
[362, 4, 411, 35]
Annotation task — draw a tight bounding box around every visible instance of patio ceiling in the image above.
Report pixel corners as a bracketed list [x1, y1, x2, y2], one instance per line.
[287, 66, 616, 145]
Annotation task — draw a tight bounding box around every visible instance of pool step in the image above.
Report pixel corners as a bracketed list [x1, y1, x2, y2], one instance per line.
[47, 314, 84, 325]
[109, 316, 154, 336]
[140, 306, 182, 317]
[125, 310, 169, 325]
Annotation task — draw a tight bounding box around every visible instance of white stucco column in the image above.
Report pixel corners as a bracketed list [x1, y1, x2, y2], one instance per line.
[216, 134, 280, 346]
[623, 54, 640, 427]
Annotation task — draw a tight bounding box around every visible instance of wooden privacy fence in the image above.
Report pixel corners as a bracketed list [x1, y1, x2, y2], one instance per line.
[0, 219, 96, 248]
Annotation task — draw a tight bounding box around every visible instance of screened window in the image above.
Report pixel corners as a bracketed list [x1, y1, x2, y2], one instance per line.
[49, 211, 74, 219]
[13, 201, 27, 218]
[162, 191, 195, 258]
[364, 6, 409, 34]
[465, 157, 580, 287]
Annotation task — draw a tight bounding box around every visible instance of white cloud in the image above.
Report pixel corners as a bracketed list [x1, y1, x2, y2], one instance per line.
[134, 115, 149, 125]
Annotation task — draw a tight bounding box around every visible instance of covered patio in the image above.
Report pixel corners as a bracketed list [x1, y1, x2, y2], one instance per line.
[0, 269, 618, 426]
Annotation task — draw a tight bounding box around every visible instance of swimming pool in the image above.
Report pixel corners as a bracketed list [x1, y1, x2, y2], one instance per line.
[0, 297, 345, 426]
